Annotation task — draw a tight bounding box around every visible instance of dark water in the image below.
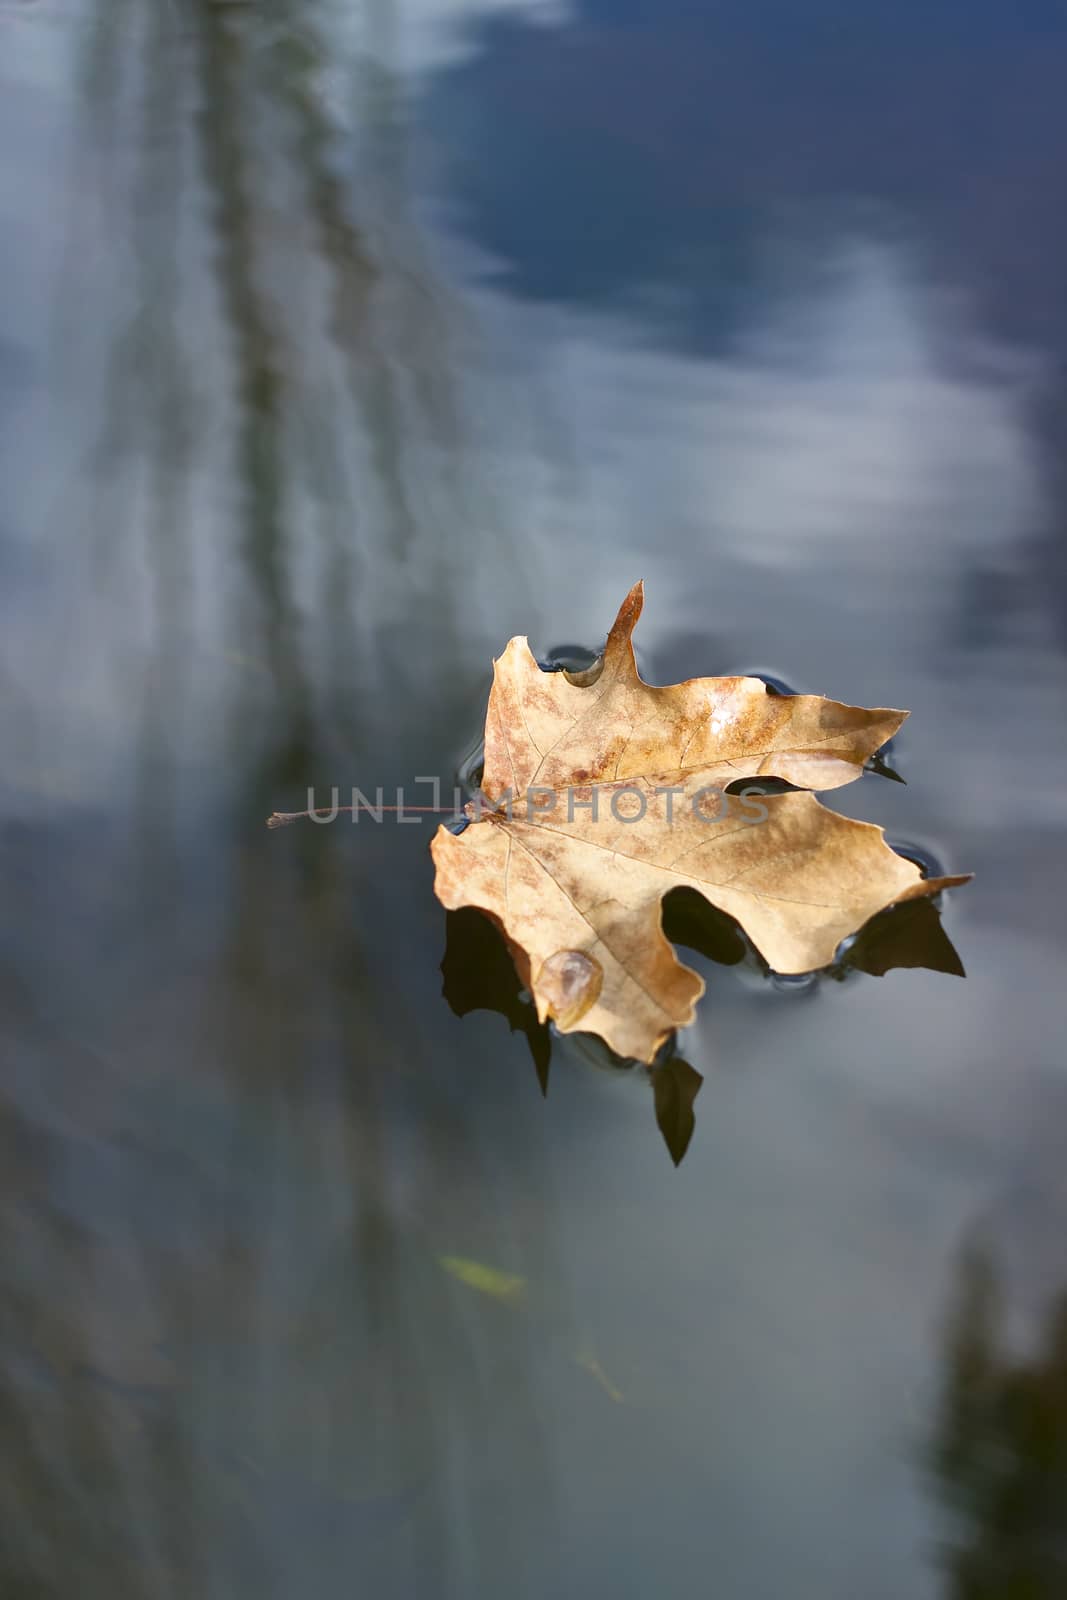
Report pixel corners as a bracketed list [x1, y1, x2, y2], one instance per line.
[2, 2, 1066, 1594]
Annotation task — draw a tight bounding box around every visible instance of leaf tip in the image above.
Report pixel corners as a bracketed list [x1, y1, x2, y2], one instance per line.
[606, 581, 645, 655]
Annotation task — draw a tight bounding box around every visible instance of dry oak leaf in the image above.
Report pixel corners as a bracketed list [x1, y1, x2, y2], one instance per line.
[431, 583, 970, 1064]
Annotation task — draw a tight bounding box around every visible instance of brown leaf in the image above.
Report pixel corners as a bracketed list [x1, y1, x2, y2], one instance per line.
[431, 584, 970, 1063]
[482, 580, 908, 798]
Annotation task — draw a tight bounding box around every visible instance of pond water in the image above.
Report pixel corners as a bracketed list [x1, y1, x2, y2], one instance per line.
[2, 2, 1066, 1595]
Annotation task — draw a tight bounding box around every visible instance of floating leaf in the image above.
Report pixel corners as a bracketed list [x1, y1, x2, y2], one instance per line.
[432, 583, 970, 1063]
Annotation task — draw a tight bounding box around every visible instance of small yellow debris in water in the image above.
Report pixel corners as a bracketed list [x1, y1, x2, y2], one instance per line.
[573, 1351, 625, 1403]
[437, 1255, 527, 1303]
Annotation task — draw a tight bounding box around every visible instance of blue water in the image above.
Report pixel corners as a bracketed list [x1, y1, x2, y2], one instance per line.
[2, 2, 1065, 1595]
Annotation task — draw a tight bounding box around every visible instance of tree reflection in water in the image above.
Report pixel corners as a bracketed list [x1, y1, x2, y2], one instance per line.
[933, 1245, 1067, 1599]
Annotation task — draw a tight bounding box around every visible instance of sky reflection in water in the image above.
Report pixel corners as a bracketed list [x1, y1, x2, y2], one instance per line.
[1, 1, 1066, 1595]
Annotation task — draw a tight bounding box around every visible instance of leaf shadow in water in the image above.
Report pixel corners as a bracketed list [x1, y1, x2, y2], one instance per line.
[440, 881, 965, 1166]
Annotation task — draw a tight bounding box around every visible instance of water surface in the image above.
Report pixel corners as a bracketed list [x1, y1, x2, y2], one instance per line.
[2, 2, 1066, 1595]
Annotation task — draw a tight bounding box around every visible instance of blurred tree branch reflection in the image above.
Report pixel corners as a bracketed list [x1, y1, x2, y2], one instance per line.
[0, 2, 560, 1592]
